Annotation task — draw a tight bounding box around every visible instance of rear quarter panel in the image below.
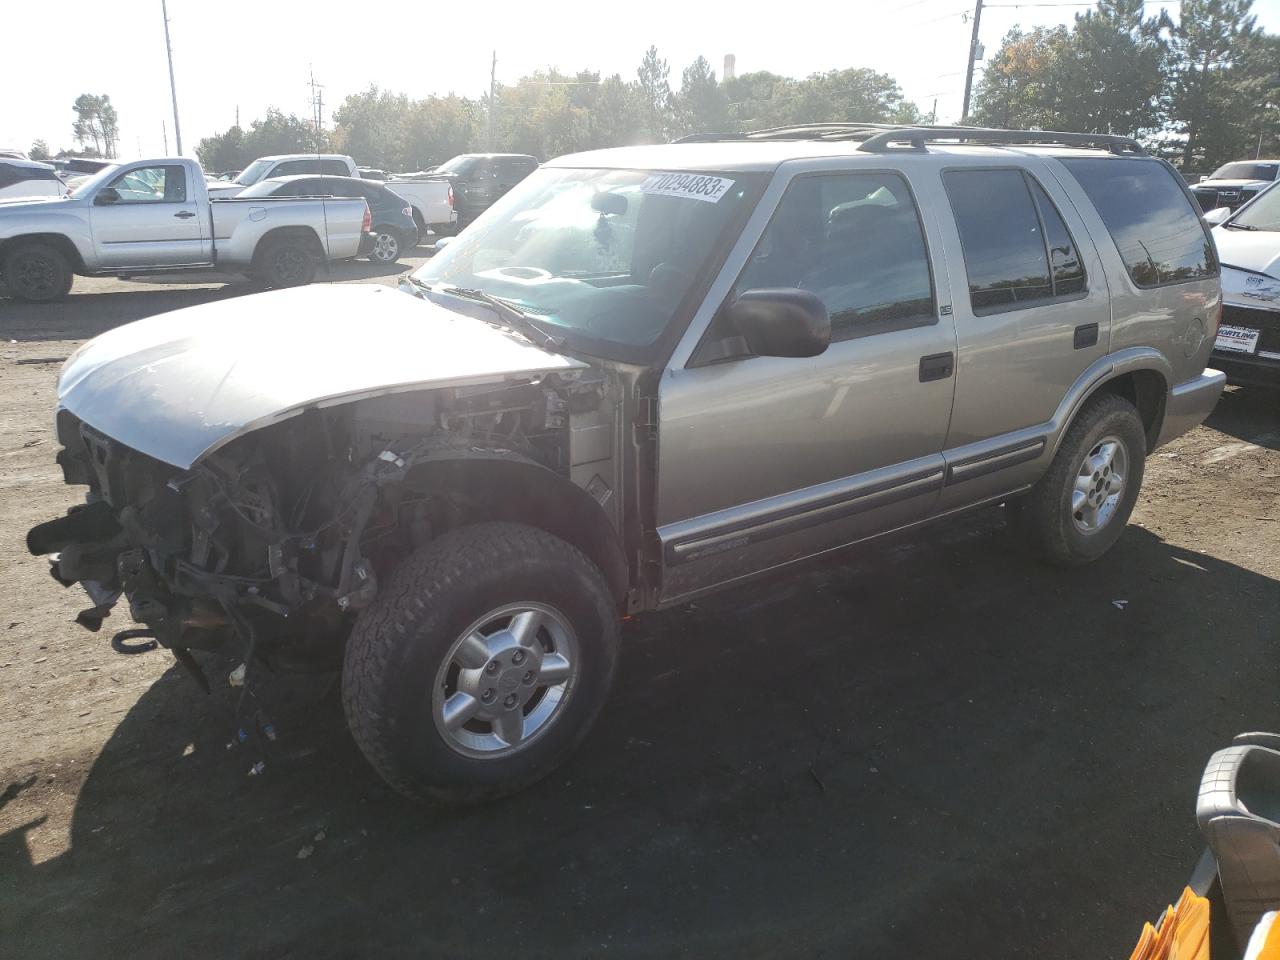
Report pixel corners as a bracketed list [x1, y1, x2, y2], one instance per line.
[209, 197, 367, 265]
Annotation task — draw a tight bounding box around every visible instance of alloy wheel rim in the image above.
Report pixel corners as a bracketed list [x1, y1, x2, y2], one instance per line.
[372, 232, 399, 261]
[431, 602, 580, 758]
[274, 247, 306, 283]
[1071, 435, 1128, 534]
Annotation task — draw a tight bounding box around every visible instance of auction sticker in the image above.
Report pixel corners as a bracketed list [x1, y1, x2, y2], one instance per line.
[641, 173, 736, 203]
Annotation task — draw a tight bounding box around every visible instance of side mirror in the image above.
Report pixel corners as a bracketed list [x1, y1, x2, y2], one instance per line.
[1198, 175, 1208, 183]
[432, 235, 455, 252]
[1203, 206, 1232, 225]
[94, 187, 121, 205]
[726, 288, 830, 358]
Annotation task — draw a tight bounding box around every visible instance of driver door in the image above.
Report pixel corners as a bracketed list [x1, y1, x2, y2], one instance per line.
[90, 163, 206, 268]
[655, 168, 959, 603]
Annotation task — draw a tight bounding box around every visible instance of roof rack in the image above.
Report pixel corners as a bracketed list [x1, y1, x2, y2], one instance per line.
[673, 123, 1145, 156]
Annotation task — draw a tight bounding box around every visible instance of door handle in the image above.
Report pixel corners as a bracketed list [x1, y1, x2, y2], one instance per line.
[1073, 323, 1099, 349]
[173, 210, 196, 219]
[919, 352, 954, 382]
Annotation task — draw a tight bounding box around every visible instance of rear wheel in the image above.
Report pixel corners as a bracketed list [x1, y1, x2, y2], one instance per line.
[3, 242, 73, 302]
[254, 236, 316, 288]
[1010, 393, 1146, 565]
[342, 522, 620, 803]
[367, 227, 403, 263]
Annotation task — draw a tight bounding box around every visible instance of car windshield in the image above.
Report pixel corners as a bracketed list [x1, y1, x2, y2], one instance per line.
[68, 163, 121, 198]
[1210, 162, 1279, 181]
[235, 159, 274, 186]
[1231, 184, 1280, 232]
[434, 156, 479, 175]
[413, 166, 764, 356]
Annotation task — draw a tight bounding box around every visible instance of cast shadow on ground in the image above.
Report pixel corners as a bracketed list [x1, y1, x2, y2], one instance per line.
[2, 512, 1276, 959]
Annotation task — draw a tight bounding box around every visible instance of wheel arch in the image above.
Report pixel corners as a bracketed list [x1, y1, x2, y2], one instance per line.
[1052, 350, 1172, 459]
[397, 453, 630, 610]
[251, 225, 324, 265]
[0, 232, 87, 274]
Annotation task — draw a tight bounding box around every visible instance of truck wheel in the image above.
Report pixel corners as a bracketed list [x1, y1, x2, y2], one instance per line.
[367, 228, 403, 263]
[1009, 394, 1146, 566]
[3, 243, 73, 302]
[343, 522, 620, 803]
[256, 237, 316, 288]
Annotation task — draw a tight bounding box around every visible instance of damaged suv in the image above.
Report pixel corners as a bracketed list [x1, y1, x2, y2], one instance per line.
[29, 125, 1225, 802]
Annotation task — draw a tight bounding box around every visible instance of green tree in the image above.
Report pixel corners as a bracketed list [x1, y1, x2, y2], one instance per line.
[332, 86, 411, 169]
[28, 139, 51, 162]
[637, 46, 675, 141]
[783, 68, 917, 125]
[1168, 0, 1259, 169]
[972, 27, 1072, 128]
[676, 56, 731, 136]
[723, 71, 794, 128]
[72, 93, 120, 158]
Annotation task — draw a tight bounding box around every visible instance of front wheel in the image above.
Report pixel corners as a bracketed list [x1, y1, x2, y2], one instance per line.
[3, 242, 73, 302]
[1009, 393, 1146, 565]
[342, 522, 620, 803]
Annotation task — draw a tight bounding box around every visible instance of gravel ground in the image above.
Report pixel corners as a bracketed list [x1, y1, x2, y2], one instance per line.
[1, 260, 1278, 958]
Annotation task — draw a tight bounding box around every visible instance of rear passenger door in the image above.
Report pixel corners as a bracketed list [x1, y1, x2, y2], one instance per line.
[656, 169, 958, 602]
[930, 163, 1110, 511]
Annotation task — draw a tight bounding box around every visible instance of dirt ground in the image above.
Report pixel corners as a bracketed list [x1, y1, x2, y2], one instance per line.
[1, 261, 1278, 959]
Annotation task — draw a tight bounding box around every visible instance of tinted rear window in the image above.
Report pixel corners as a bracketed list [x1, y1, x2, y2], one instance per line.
[1210, 162, 1279, 182]
[0, 162, 59, 187]
[1061, 158, 1217, 288]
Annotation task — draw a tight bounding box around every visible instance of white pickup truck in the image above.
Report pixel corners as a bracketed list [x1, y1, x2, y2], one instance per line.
[0, 157, 372, 302]
[383, 175, 457, 237]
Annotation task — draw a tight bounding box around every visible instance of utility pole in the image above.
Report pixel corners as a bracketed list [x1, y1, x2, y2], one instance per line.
[161, 0, 183, 154]
[307, 66, 326, 149]
[487, 51, 497, 151]
[162, 120, 168, 155]
[960, 0, 983, 124]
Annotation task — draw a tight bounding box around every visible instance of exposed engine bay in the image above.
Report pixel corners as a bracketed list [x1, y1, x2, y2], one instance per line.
[28, 369, 629, 685]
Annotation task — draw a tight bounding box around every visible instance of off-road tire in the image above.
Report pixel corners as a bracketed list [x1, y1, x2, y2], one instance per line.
[1010, 393, 1146, 566]
[342, 522, 620, 804]
[253, 236, 316, 288]
[3, 242, 73, 302]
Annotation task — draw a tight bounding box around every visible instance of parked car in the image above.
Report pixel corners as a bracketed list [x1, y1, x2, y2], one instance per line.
[357, 167, 389, 181]
[208, 154, 358, 197]
[0, 147, 30, 160]
[0, 158, 64, 200]
[1207, 180, 1280, 387]
[26, 125, 1224, 803]
[0, 157, 372, 301]
[383, 173, 457, 238]
[237, 174, 418, 262]
[430, 153, 539, 224]
[1191, 160, 1280, 212]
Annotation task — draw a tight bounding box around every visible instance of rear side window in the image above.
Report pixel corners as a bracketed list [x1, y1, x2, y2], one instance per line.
[0, 163, 58, 188]
[1060, 157, 1217, 288]
[320, 159, 350, 176]
[944, 169, 1086, 314]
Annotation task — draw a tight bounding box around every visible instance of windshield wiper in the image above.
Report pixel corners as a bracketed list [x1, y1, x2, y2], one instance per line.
[440, 285, 566, 352]
[1222, 222, 1258, 230]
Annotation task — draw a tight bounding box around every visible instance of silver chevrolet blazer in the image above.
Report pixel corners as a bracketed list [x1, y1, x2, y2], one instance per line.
[28, 125, 1226, 801]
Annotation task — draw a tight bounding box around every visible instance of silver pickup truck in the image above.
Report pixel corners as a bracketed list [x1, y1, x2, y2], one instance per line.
[27, 125, 1224, 804]
[0, 157, 372, 301]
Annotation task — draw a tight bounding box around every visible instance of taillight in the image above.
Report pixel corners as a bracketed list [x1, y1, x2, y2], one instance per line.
[448, 185, 455, 209]
[361, 202, 372, 233]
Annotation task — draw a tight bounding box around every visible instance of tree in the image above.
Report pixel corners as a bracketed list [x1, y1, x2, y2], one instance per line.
[194, 109, 318, 172]
[1168, 0, 1261, 169]
[723, 71, 794, 128]
[783, 68, 917, 125]
[332, 86, 412, 169]
[28, 140, 51, 162]
[676, 56, 731, 136]
[972, 27, 1072, 129]
[637, 46, 675, 142]
[72, 94, 120, 158]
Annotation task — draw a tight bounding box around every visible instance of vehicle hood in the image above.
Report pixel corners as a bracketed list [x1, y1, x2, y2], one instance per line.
[1214, 227, 1280, 279]
[57, 283, 588, 470]
[1197, 179, 1271, 190]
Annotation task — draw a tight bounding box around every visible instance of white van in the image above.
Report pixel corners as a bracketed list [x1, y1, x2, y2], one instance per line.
[0, 159, 64, 200]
